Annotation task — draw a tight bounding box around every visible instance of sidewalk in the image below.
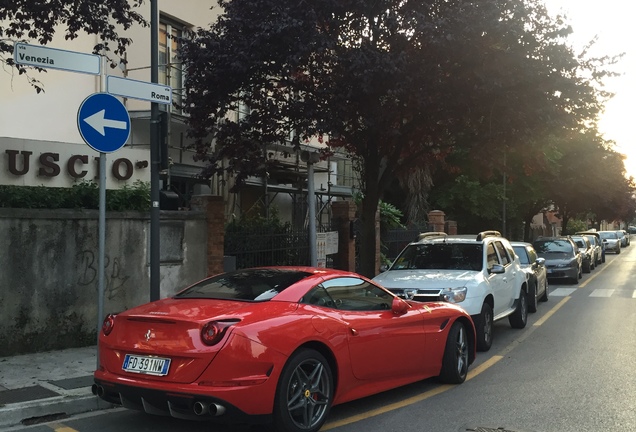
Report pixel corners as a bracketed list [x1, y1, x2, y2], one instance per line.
[0, 346, 113, 429]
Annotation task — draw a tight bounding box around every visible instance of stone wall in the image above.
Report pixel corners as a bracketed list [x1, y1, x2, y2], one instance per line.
[0, 208, 208, 356]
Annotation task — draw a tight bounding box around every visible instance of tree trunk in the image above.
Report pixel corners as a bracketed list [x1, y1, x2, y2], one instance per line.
[561, 212, 570, 235]
[523, 213, 533, 242]
[358, 197, 379, 278]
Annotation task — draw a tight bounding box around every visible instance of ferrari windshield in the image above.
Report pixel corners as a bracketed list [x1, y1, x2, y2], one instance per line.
[175, 269, 311, 301]
[390, 243, 483, 271]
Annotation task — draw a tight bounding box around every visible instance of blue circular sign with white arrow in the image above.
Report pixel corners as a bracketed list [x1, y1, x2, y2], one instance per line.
[77, 92, 131, 153]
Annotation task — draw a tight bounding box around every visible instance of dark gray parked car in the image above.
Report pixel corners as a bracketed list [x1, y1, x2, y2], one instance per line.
[532, 237, 582, 284]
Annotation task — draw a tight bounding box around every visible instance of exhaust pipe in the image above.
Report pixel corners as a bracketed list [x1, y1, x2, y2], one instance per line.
[92, 384, 105, 397]
[193, 401, 226, 416]
[211, 403, 226, 416]
[193, 401, 209, 416]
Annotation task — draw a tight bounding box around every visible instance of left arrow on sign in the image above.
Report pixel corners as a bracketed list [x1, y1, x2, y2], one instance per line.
[83, 109, 128, 136]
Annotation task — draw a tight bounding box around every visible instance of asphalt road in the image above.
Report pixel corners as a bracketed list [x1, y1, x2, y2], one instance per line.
[7, 245, 636, 432]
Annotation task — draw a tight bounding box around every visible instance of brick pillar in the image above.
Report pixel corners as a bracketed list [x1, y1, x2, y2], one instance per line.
[447, 220, 457, 235]
[331, 200, 356, 271]
[191, 195, 225, 276]
[428, 210, 446, 233]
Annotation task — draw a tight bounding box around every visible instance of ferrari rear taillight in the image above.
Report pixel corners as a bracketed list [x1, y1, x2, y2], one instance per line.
[102, 314, 116, 336]
[200, 320, 238, 346]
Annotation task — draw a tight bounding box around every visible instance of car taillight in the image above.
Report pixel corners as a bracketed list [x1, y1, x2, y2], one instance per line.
[201, 320, 238, 346]
[102, 314, 116, 336]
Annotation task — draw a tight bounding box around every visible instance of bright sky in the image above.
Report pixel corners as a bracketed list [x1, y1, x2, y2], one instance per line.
[544, 0, 635, 178]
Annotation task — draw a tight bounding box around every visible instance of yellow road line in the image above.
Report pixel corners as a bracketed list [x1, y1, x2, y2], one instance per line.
[323, 292, 572, 430]
[321, 384, 454, 430]
[533, 296, 570, 327]
[578, 257, 614, 288]
[48, 424, 77, 432]
[466, 355, 503, 380]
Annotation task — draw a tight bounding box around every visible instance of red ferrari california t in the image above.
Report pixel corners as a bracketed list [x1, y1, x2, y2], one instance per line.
[94, 267, 476, 432]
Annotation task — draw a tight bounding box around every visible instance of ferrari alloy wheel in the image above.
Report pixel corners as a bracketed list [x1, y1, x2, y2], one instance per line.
[509, 289, 528, 329]
[439, 321, 469, 384]
[273, 348, 333, 432]
[476, 302, 493, 352]
[528, 282, 538, 313]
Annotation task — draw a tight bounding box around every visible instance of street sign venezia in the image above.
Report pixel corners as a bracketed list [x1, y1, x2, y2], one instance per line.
[13, 42, 100, 75]
[77, 93, 131, 153]
[106, 75, 172, 105]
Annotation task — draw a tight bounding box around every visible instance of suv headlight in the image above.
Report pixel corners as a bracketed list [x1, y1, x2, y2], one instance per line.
[440, 287, 467, 303]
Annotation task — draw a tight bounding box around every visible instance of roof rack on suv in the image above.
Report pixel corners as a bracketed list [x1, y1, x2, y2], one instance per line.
[417, 232, 447, 241]
[476, 230, 501, 241]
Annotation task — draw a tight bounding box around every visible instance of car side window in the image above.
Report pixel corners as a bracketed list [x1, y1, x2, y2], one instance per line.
[301, 284, 336, 309]
[322, 277, 393, 311]
[527, 248, 538, 264]
[494, 241, 511, 265]
[504, 242, 516, 262]
[486, 243, 499, 270]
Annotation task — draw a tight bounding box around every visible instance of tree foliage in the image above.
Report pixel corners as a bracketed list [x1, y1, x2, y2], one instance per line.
[181, 0, 618, 276]
[1, 0, 146, 92]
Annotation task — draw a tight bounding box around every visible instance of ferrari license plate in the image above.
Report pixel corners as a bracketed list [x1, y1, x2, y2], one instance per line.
[122, 354, 171, 376]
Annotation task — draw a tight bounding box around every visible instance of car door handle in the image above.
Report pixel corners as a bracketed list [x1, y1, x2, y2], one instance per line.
[350, 328, 359, 336]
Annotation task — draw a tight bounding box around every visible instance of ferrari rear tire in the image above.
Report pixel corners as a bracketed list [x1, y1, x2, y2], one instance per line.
[475, 303, 493, 352]
[273, 348, 333, 432]
[528, 282, 538, 313]
[438, 321, 469, 384]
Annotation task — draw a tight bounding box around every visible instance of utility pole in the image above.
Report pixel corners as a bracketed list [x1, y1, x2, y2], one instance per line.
[502, 151, 507, 237]
[149, 0, 161, 301]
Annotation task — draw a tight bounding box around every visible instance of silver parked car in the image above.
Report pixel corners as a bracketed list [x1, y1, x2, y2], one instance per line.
[511, 242, 548, 313]
[570, 235, 595, 273]
[599, 231, 621, 254]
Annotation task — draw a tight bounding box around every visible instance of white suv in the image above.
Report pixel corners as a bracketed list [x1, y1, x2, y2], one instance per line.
[373, 231, 528, 351]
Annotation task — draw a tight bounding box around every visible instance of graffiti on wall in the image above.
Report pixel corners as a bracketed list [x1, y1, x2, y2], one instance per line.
[77, 250, 130, 299]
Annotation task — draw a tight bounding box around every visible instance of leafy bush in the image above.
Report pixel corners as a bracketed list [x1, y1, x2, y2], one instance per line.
[0, 181, 150, 211]
[563, 219, 588, 235]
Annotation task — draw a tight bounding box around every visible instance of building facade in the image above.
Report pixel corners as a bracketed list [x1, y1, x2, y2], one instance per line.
[1, 1, 356, 227]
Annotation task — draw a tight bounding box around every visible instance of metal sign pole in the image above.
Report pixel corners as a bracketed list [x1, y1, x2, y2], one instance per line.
[97, 153, 106, 369]
[96, 56, 106, 370]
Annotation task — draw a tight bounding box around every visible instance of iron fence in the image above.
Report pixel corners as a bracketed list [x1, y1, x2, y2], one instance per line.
[224, 228, 310, 270]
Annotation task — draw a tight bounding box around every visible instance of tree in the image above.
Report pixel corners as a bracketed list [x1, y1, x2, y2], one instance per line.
[1, 0, 146, 92]
[180, 0, 615, 277]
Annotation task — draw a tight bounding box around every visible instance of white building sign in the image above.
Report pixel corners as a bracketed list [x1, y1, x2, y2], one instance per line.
[13, 43, 101, 75]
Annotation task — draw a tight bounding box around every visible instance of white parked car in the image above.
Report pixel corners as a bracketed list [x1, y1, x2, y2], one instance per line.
[373, 231, 528, 352]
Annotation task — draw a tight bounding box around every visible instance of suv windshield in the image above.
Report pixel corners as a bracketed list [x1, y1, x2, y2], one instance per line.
[390, 243, 483, 271]
[175, 268, 311, 301]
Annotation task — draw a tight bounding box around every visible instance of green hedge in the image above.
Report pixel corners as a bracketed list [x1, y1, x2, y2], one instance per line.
[0, 181, 150, 211]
